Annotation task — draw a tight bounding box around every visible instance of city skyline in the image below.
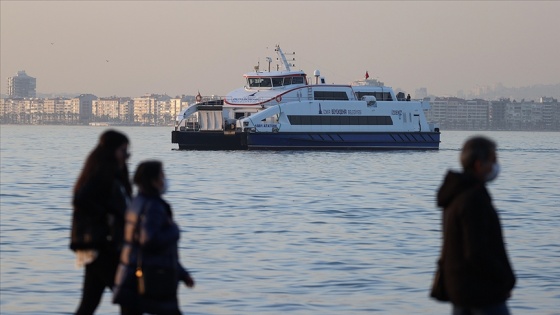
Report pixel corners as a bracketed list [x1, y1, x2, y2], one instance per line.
[2, 2, 559, 98]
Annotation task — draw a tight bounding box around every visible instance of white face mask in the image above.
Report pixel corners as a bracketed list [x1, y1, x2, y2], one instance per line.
[485, 163, 500, 182]
[161, 178, 169, 194]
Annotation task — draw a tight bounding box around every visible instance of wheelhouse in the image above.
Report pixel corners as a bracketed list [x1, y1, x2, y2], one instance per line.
[245, 73, 307, 89]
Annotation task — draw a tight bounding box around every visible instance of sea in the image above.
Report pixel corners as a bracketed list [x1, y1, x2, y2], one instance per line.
[0, 125, 559, 315]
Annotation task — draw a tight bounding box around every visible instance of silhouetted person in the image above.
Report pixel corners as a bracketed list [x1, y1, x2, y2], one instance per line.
[113, 160, 194, 315]
[70, 130, 132, 315]
[434, 136, 516, 314]
[406, 94, 411, 101]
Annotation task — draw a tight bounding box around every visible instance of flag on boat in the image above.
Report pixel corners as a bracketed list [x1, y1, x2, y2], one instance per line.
[365, 71, 369, 79]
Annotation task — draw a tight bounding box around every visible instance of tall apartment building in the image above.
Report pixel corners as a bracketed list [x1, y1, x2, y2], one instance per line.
[43, 98, 75, 122]
[169, 95, 190, 123]
[427, 97, 489, 130]
[133, 94, 170, 125]
[503, 100, 556, 130]
[92, 97, 133, 122]
[489, 99, 508, 130]
[7, 71, 37, 98]
[540, 97, 559, 130]
[0, 98, 42, 123]
[0, 97, 77, 124]
[73, 94, 98, 122]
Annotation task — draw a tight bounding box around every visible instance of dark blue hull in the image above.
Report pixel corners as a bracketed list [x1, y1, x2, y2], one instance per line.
[246, 132, 440, 150]
[171, 130, 247, 150]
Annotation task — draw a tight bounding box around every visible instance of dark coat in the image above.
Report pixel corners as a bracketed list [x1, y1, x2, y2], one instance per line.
[113, 192, 190, 314]
[436, 171, 516, 307]
[70, 175, 129, 252]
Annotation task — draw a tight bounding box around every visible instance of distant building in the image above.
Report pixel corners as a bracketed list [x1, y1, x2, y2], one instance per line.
[169, 95, 190, 122]
[7, 71, 36, 98]
[133, 94, 171, 125]
[92, 97, 133, 122]
[43, 97, 73, 123]
[489, 99, 508, 130]
[73, 94, 98, 122]
[427, 97, 490, 130]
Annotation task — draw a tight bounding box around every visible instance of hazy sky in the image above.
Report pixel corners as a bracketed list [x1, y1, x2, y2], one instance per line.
[1, 1, 559, 97]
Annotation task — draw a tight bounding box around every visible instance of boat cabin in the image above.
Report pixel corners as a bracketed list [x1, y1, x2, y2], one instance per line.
[245, 72, 307, 89]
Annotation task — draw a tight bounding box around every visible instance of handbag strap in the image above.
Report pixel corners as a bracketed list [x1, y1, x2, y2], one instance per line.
[134, 201, 149, 273]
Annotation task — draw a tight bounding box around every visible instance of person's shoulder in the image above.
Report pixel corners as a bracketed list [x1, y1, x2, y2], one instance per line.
[135, 193, 167, 211]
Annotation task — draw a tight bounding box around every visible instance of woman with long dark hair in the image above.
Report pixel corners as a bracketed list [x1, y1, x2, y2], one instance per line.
[113, 160, 194, 315]
[70, 130, 132, 314]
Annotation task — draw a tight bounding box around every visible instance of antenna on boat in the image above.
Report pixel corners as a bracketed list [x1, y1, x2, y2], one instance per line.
[266, 57, 272, 72]
[314, 70, 321, 85]
[274, 45, 295, 71]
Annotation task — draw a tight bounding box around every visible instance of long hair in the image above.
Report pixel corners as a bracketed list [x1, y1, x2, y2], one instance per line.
[133, 160, 163, 196]
[74, 130, 132, 196]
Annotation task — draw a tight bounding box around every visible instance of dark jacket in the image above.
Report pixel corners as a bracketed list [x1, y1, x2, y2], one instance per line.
[113, 192, 190, 313]
[70, 175, 129, 251]
[437, 171, 516, 307]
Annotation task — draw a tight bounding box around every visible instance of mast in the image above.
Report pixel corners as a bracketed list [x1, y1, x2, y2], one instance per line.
[274, 45, 295, 71]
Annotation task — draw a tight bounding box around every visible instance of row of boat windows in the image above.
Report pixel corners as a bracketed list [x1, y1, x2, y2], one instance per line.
[314, 91, 350, 101]
[248, 76, 306, 88]
[245, 81, 395, 102]
[287, 115, 393, 126]
[356, 92, 394, 101]
[313, 91, 395, 101]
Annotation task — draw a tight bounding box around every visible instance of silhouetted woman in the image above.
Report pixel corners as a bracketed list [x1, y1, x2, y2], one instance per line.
[70, 130, 132, 315]
[113, 160, 194, 315]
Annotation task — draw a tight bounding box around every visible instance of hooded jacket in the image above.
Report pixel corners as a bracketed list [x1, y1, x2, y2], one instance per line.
[113, 192, 190, 313]
[437, 171, 515, 307]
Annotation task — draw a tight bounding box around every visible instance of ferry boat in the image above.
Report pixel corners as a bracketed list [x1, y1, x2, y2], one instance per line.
[171, 45, 440, 150]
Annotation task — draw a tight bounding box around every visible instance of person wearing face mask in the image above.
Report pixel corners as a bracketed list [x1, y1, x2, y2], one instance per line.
[113, 160, 194, 315]
[431, 136, 516, 315]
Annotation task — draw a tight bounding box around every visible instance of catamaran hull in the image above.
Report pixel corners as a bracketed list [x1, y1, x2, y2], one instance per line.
[245, 132, 440, 150]
[171, 131, 246, 150]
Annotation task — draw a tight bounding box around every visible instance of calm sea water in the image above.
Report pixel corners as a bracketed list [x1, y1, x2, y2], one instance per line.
[0, 125, 559, 315]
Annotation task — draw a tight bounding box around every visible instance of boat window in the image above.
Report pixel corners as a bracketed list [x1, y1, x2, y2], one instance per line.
[359, 116, 368, 125]
[248, 78, 259, 87]
[314, 91, 350, 101]
[287, 115, 393, 125]
[292, 77, 305, 85]
[272, 77, 284, 87]
[248, 78, 272, 88]
[290, 116, 301, 125]
[283, 77, 292, 86]
[356, 92, 393, 101]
